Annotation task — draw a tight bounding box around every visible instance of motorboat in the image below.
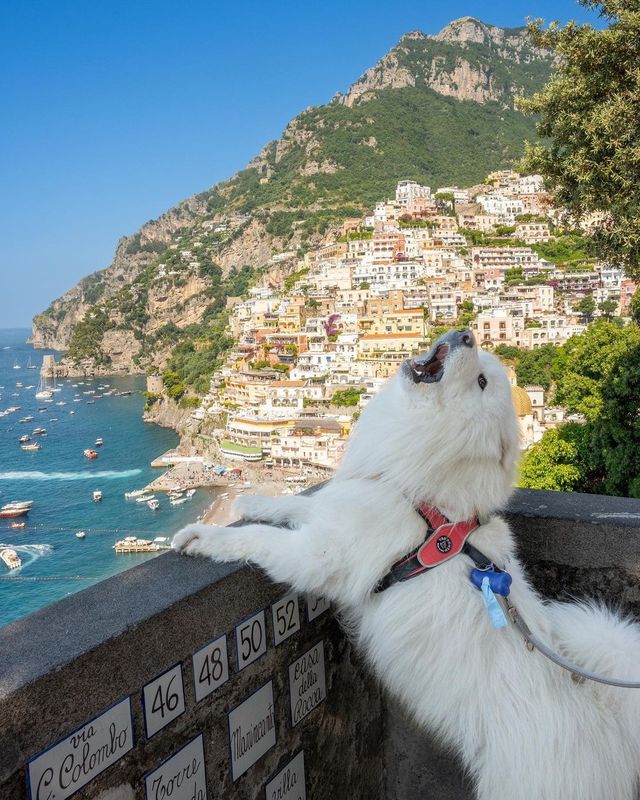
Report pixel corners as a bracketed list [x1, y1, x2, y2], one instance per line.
[0, 506, 29, 519]
[19, 435, 30, 443]
[21, 442, 41, 452]
[76, 531, 86, 539]
[2, 501, 33, 511]
[186, 488, 196, 498]
[19, 416, 34, 423]
[170, 497, 187, 506]
[95, 437, 104, 446]
[114, 537, 160, 553]
[84, 449, 98, 459]
[147, 499, 160, 510]
[10, 522, 26, 530]
[93, 490, 103, 502]
[136, 494, 155, 503]
[31, 427, 46, 435]
[0, 549, 22, 569]
[124, 489, 145, 499]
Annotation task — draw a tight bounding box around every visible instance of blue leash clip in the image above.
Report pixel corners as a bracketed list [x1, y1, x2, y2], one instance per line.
[470, 568, 512, 630]
[470, 568, 512, 597]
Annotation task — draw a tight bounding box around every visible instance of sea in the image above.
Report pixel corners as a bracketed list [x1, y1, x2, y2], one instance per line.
[0, 328, 216, 628]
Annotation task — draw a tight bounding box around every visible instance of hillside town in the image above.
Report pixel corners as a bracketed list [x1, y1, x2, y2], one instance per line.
[151, 171, 636, 478]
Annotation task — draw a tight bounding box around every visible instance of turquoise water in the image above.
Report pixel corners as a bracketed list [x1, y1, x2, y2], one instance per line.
[0, 329, 214, 628]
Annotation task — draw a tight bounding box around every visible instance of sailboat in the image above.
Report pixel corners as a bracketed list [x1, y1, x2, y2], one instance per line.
[27, 356, 37, 370]
[35, 375, 53, 400]
[13, 359, 20, 370]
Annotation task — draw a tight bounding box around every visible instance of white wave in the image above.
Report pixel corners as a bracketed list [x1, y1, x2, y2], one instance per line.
[12, 544, 54, 555]
[0, 469, 142, 481]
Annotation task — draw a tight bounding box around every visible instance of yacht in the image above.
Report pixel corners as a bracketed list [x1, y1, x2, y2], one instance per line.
[0, 504, 30, 518]
[35, 377, 53, 400]
[114, 537, 160, 553]
[124, 489, 145, 499]
[0, 549, 22, 569]
[136, 494, 155, 503]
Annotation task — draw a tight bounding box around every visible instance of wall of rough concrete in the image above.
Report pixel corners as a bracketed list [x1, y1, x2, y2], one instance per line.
[0, 557, 383, 800]
[2, 489, 640, 800]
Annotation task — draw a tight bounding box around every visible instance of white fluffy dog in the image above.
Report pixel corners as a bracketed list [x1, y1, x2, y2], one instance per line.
[173, 329, 640, 800]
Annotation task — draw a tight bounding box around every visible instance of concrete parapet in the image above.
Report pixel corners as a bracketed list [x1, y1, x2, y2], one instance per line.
[0, 488, 639, 799]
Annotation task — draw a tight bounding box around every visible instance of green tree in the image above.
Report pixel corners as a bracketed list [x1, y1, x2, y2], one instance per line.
[519, 425, 588, 492]
[519, 2, 640, 278]
[552, 320, 640, 421]
[598, 299, 618, 319]
[590, 343, 640, 496]
[573, 294, 596, 323]
[630, 288, 640, 325]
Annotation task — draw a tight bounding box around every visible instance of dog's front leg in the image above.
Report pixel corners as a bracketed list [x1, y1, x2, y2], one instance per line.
[172, 522, 316, 589]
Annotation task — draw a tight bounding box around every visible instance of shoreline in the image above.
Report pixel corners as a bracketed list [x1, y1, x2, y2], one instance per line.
[200, 478, 289, 527]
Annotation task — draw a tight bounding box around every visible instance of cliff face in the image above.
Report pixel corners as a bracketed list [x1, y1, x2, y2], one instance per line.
[338, 18, 552, 108]
[32, 16, 553, 379]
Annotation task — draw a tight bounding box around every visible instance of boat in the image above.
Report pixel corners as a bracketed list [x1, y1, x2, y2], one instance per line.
[84, 449, 98, 459]
[21, 442, 41, 452]
[0, 506, 29, 519]
[12, 360, 20, 370]
[124, 489, 145, 499]
[114, 537, 160, 553]
[55, 401, 66, 406]
[15, 382, 23, 388]
[153, 537, 171, 549]
[95, 437, 104, 446]
[186, 488, 196, 498]
[136, 494, 155, 503]
[10, 522, 26, 530]
[76, 531, 86, 539]
[115, 390, 132, 396]
[0, 549, 22, 569]
[170, 497, 187, 506]
[19, 416, 34, 423]
[35, 376, 53, 400]
[93, 490, 103, 502]
[31, 427, 46, 435]
[19, 435, 30, 443]
[147, 499, 160, 510]
[87, 400, 95, 405]
[27, 357, 37, 370]
[2, 501, 33, 511]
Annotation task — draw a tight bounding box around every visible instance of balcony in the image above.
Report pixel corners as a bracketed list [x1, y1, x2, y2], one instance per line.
[1, 489, 640, 799]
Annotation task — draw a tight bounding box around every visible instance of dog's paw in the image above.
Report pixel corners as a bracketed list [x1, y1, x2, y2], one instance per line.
[172, 523, 217, 558]
[234, 495, 268, 521]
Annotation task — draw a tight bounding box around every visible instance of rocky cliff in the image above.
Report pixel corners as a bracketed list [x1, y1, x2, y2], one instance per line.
[32, 17, 553, 389]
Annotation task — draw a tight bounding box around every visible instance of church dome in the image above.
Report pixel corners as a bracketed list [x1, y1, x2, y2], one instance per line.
[511, 385, 533, 417]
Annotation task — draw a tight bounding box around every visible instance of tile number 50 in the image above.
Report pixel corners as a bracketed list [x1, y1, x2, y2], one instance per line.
[235, 610, 267, 670]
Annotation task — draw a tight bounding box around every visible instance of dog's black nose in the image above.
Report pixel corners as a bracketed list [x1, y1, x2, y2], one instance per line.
[458, 329, 474, 348]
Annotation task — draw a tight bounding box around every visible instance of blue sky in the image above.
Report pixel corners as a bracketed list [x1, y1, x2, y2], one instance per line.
[0, 0, 599, 328]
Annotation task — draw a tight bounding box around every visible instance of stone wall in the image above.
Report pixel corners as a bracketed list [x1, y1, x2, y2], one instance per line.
[1, 488, 640, 800]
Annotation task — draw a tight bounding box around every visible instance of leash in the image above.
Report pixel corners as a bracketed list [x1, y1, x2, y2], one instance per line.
[375, 503, 640, 689]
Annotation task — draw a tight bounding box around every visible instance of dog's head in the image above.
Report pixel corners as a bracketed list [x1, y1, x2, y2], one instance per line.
[340, 328, 520, 519]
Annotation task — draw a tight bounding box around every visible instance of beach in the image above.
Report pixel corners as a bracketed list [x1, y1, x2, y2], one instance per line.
[201, 478, 287, 527]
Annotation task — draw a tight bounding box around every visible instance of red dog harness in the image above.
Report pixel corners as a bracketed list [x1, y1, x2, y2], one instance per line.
[374, 503, 481, 593]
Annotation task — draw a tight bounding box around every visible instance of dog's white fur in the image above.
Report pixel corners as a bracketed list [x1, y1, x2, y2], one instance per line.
[173, 337, 640, 799]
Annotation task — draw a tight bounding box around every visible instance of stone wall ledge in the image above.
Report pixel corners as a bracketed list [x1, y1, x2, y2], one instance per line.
[1, 487, 639, 800]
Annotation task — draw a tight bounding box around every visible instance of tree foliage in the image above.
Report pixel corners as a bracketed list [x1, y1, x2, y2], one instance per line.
[519, 1, 640, 278]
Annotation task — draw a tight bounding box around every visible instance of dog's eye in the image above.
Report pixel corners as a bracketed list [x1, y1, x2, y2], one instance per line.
[478, 373, 487, 391]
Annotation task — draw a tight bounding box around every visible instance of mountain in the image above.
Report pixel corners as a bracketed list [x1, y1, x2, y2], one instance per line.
[31, 17, 553, 382]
